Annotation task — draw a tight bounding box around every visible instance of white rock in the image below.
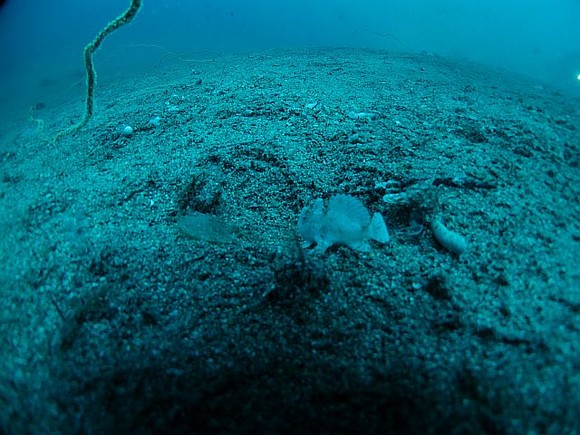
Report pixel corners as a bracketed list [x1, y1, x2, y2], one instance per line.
[122, 125, 133, 137]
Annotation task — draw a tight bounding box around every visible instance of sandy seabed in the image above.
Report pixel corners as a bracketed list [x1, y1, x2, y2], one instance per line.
[0, 48, 578, 434]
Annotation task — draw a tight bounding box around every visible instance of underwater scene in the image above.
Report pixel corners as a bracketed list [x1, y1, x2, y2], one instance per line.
[0, 1, 579, 433]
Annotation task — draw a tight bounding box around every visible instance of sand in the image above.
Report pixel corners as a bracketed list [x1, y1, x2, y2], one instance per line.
[0, 48, 578, 433]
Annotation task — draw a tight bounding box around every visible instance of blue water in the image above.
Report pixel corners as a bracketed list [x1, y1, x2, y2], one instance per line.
[1, 0, 579, 108]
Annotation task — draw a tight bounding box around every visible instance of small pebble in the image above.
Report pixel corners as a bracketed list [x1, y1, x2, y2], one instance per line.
[122, 125, 133, 137]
